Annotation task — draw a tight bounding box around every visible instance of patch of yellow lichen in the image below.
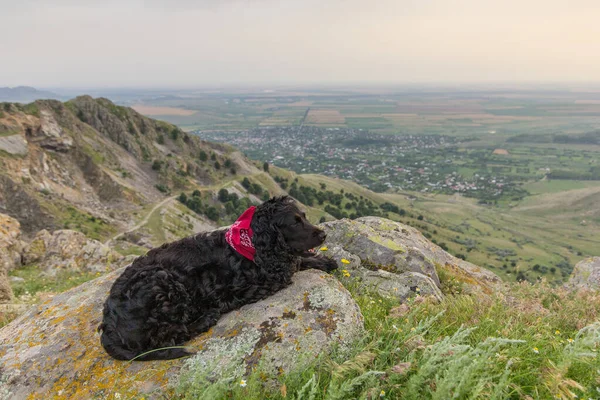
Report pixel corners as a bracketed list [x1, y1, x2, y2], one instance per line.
[440, 263, 493, 295]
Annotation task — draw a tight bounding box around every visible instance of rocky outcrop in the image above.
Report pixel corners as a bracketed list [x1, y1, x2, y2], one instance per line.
[0, 175, 54, 235]
[0, 134, 28, 156]
[320, 217, 502, 297]
[566, 257, 600, 291]
[0, 269, 363, 399]
[0, 214, 25, 303]
[24, 110, 73, 152]
[22, 229, 124, 275]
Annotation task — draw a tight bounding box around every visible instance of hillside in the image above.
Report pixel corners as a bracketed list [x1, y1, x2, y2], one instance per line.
[1, 97, 600, 399]
[0, 96, 249, 242]
[2, 96, 595, 285]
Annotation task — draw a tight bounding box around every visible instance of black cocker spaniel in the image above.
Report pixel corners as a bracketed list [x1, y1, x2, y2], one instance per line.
[99, 196, 337, 361]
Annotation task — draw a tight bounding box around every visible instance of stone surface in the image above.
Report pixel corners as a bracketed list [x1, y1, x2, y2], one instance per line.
[0, 214, 25, 303]
[22, 229, 124, 275]
[0, 134, 28, 156]
[320, 217, 502, 296]
[565, 257, 600, 291]
[0, 269, 363, 399]
[25, 110, 73, 152]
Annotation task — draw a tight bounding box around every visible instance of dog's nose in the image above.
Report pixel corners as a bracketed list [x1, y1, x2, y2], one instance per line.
[317, 231, 327, 241]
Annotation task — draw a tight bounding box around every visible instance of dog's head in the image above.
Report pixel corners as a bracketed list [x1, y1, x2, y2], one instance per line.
[252, 196, 326, 256]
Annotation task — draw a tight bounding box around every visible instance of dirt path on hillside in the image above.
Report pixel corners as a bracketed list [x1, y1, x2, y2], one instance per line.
[104, 195, 177, 246]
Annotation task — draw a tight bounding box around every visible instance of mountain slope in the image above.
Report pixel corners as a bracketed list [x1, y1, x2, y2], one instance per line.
[0, 97, 240, 240]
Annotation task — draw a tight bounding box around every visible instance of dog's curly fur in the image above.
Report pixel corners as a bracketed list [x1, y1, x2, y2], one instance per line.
[99, 196, 337, 361]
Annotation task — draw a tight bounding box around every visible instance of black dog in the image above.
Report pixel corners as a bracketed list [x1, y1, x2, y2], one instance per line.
[99, 196, 337, 361]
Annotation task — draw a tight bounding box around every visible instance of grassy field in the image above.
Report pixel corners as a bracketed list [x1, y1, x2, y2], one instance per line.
[127, 87, 600, 136]
[175, 267, 600, 399]
[291, 171, 600, 284]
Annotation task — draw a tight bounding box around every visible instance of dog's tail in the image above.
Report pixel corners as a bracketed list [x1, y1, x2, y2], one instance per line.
[100, 326, 195, 361]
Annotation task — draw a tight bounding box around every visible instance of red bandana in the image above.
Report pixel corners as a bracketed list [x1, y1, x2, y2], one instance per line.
[225, 206, 257, 261]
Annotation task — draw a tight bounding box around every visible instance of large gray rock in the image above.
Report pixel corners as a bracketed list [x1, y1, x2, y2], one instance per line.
[0, 269, 363, 399]
[566, 257, 600, 291]
[0, 134, 28, 156]
[0, 213, 25, 303]
[24, 110, 73, 152]
[22, 229, 124, 275]
[321, 217, 502, 297]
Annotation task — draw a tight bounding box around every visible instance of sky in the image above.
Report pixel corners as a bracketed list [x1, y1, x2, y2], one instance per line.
[1, 0, 600, 88]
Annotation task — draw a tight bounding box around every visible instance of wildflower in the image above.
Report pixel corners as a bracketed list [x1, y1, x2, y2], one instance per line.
[342, 269, 350, 277]
[239, 379, 247, 387]
[567, 338, 574, 344]
[393, 287, 398, 292]
[378, 299, 382, 303]
[392, 324, 398, 330]
[532, 347, 539, 354]
[415, 287, 420, 292]
[320, 246, 328, 251]
[380, 390, 386, 398]
[114, 394, 121, 400]
[555, 330, 561, 335]
[410, 327, 416, 332]
[341, 258, 350, 264]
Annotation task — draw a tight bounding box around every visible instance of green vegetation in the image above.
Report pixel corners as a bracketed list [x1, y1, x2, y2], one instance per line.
[55, 205, 116, 242]
[9, 264, 99, 304]
[19, 102, 40, 117]
[175, 270, 600, 399]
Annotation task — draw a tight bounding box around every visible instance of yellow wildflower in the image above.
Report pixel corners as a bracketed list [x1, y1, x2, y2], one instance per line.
[342, 269, 350, 277]
[380, 390, 386, 398]
[567, 338, 574, 343]
[555, 330, 561, 335]
[532, 347, 539, 354]
[239, 379, 247, 387]
[320, 246, 329, 251]
[341, 258, 351, 264]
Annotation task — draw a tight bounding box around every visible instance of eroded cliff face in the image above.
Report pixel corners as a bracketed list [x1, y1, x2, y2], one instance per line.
[0, 214, 25, 303]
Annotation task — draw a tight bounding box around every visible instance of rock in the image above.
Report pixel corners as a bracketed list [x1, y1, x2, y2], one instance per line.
[565, 257, 600, 291]
[0, 134, 28, 156]
[321, 217, 502, 296]
[0, 269, 363, 399]
[22, 229, 124, 275]
[24, 110, 73, 152]
[0, 213, 25, 303]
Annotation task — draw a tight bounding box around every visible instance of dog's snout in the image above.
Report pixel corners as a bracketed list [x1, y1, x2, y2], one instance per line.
[317, 230, 327, 242]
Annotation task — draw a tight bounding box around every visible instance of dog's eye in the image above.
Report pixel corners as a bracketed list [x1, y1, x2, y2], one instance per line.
[294, 215, 302, 224]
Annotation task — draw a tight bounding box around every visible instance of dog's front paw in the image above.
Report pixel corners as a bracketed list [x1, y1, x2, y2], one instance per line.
[320, 257, 338, 273]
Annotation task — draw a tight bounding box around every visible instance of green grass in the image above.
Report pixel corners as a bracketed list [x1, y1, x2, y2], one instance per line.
[175, 271, 600, 399]
[8, 264, 99, 303]
[523, 180, 600, 195]
[58, 205, 117, 242]
[144, 206, 166, 244]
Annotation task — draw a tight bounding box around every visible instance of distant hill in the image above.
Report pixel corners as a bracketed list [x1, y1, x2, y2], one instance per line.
[0, 86, 62, 102]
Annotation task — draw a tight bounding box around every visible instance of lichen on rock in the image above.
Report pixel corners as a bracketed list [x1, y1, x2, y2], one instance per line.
[0, 268, 363, 400]
[320, 217, 502, 299]
[565, 257, 600, 292]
